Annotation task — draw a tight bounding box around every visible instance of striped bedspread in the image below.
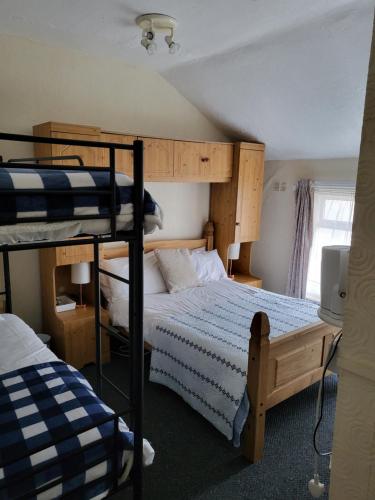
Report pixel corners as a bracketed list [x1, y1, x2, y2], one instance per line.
[0, 167, 162, 235]
[149, 280, 319, 444]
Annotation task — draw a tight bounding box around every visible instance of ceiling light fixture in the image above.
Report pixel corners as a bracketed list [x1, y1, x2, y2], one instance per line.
[136, 13, 180, 55]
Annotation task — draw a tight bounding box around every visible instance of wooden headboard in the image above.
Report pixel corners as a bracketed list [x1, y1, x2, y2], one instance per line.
[100, 221, 214, 260]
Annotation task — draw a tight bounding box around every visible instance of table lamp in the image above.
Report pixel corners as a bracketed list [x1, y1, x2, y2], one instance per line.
[71, 262, 91, 308]
[227, 243, 240, 279]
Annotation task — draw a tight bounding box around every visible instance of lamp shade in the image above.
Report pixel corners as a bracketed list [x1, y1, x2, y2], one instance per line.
[71, 262, 91, 285]
[227, 243, 240, 261]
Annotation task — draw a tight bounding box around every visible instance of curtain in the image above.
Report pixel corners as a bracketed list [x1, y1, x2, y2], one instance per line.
[286, 179, 313, 298]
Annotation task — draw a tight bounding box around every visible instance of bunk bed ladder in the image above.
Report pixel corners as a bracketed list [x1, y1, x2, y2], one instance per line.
[93, 139, 145, 500]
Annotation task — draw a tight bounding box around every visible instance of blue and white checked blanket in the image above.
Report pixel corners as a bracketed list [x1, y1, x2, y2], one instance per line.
[0, 167, 162, 234]
[149, 280, 319, 445]
[0, 361, 133, 499]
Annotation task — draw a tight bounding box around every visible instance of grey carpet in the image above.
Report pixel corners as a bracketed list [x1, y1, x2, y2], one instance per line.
[82, 355, 336, 500]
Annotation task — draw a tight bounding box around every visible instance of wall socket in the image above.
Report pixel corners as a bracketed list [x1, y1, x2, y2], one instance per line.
[273, 181, 287, 192]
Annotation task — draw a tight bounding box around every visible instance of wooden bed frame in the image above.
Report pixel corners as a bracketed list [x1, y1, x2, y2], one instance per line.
[101, 221, 339, 463]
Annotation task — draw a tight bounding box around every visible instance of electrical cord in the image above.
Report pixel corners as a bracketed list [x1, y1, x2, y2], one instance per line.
[308, 330, 343, 497]
[313, 331, 343, 457]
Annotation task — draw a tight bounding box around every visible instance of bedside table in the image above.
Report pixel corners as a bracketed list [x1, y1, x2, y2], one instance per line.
[54, 305, 110, 369]
[39, 243, 111, 370]
[233, 273, 262, 288]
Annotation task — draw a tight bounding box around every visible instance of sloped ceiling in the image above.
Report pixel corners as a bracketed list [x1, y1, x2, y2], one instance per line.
[0, 0, 373, 159]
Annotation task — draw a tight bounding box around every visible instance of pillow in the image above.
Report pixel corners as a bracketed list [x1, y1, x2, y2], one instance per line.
[100, 252, 167, 301]
[192, 246, 207, 253]
[191, 249, 227, 283]
[99, 260, 113, 301]
[154, 248, 201, 293]
[100, 256, 129, 300]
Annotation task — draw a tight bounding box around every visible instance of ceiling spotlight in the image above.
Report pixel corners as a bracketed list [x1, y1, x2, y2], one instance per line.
[136, 13, 181, 55]
[141, 31, 157, 55]
[165, 35, 180, 55]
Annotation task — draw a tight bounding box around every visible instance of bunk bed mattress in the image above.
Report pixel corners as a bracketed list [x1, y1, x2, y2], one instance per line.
[0, 315, 154, 499]
[109, 280, 320, 444]
[0, 168, 163, 243]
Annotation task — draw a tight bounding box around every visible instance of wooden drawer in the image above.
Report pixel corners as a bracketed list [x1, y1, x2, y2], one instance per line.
[56, 244, 94, 266]
[174, 141, 233, 182]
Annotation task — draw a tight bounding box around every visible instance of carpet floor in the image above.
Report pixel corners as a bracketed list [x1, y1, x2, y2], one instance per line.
[82, 355, 337, 500]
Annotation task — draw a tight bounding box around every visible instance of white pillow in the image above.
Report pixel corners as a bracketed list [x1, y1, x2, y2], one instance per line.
[191, 249, 227, 283]
[192, 246, 207, 253]
[155, 248, 201, 293]
[100, 252, 167, 300]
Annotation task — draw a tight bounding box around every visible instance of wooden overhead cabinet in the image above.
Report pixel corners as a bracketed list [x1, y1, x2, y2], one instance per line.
[33, 122, 103, 167]
[33, 122, 234, 182]
[210, 142, 265, 269]
[174, 141, 233, 182]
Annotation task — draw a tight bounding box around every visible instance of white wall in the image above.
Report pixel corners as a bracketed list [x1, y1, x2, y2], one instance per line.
[0, 34, 226, 330]
[252, 158, 358, 294]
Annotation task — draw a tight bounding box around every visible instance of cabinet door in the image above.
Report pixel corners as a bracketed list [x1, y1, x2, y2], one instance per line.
[174, 141, 208, 180]
[174, 141, 232, 182]
[139, 137, 174, 180]
[207, 143, 233, 181]
[235, 149, 264, 242]
[51, 132, 102, 167]
[100, 133, 135, 176]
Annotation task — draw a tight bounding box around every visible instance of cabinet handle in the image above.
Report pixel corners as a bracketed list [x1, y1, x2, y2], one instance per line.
[201, 157, 210, 163]
[235, 222, 240, 226]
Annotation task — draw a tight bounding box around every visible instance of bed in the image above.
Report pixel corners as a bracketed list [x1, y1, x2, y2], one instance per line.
[0, 166, 162, 244]
[0, 131, 157, 499]
[0, 313, 154, 499]
[101, 234, 339, 463]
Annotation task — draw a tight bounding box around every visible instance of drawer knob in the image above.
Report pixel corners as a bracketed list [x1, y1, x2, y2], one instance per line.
[235, 222, 240, 226]
[201, 157, 209, 162]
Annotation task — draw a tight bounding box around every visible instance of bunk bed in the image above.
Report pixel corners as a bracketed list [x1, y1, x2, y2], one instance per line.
[0, 132, 159, 499]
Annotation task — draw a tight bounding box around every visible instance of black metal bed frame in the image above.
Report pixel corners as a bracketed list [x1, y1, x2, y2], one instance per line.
[0, 132, 145, 499]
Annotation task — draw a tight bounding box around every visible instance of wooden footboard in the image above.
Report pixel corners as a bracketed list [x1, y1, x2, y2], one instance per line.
[242, 312, 340, 463]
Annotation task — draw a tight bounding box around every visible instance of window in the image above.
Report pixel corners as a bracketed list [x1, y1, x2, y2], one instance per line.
[306, 184, 355, 301]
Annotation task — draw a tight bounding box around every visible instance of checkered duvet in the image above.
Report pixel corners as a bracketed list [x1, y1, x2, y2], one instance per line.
[0, 167, 162, 234]
[0, 361, 133, 499]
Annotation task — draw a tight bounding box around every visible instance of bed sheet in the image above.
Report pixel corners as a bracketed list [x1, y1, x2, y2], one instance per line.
[0, 314, 58, 375]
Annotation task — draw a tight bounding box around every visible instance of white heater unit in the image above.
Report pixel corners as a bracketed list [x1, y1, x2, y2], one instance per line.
[309, 245, 350, 498]
[318, 245, 350, 328]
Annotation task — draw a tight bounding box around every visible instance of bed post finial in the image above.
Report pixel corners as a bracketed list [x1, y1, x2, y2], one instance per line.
[203, 221, 214, 251]
[243, 311, 270, 463]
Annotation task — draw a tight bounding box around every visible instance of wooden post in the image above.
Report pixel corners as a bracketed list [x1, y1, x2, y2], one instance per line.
[242, 311, 270, 462]
[203, 221, 214, 251]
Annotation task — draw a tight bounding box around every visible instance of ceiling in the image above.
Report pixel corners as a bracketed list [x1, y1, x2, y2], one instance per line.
[0, 0, 374, 159]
